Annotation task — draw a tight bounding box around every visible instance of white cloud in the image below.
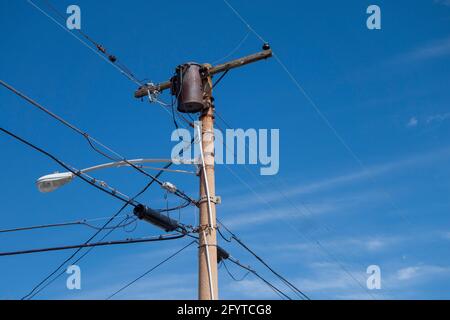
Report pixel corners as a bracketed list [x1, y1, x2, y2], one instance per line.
[407, 117, 418, 127]
[221, 189, 389, 230]
[426, 112, 450, 124]
[397, 266, 421, 280]
[221, 202, 335, 229]
[265, 235, 405, 259]
[227, 146, 450, 209]
[224, 261, 379, 300]
[394, 37, 450, 63]
[395, 265, 450, 283]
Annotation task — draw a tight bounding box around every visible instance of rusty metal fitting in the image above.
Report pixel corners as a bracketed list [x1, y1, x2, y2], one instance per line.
[198, 195, 221, 205]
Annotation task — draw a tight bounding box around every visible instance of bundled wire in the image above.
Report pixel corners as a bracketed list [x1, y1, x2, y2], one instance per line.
[0, 128, 180, 299]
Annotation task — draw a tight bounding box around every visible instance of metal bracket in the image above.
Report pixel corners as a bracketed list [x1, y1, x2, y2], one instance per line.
[198, 195, 221, 205]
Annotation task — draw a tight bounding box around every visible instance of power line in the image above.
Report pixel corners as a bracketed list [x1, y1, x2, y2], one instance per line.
[26, 215, 130, 300]
[212, 70, 230, 89]
[213, 120, 375, 299]
[27, 0, 143, 86]
[212, 30, 251, 65]
[106, 240, 196, 300]
[0, 79, 196, 205]
[227, 257, 292, 300]
[221, 0, 413, 228]
[141, 83, 299, 300]
[222, 260, 250, 282]
[0, 80, 159, 186]
[0, 233, 186, 257]
[0, 127, 134, 205]
[0, 215, 136, 234]
[217, 219, 310, 300]
[21, 203, 131, 300]
[24, 159, 181, 300]
[41, 0, 141, 84]
[22, 178, 157, 300]
[215, 0, 385, 297]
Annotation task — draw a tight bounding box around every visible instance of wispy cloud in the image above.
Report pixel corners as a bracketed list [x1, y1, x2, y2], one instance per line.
[221, 189, 386, 230]
[426, 112, 450, 124]
[227, 146, 450, 209]
[269, 235, 405, 256]
[434, 0, 450, 7]
[407, 117, 418, 127]
[293, 261, 381, 299]
[406, 113, 450, 128]
[396, 265, 450, 282]
[392, 36, 450, 64]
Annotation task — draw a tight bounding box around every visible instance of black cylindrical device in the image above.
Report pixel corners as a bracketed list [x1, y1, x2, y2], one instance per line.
[173, 63, 205, 113]
[133, 204, 180, 232]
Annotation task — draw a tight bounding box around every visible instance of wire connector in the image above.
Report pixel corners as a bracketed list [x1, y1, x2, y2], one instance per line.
[162, 181, 178, 194]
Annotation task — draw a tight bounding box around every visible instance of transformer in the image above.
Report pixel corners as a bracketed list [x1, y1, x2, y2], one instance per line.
[172, 63, 205, 113]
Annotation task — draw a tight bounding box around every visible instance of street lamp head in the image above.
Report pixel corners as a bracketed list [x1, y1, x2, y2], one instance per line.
[36, 172, 74, 193]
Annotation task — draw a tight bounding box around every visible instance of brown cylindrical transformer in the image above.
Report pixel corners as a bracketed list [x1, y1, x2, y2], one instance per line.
[173, 63, 205, 113]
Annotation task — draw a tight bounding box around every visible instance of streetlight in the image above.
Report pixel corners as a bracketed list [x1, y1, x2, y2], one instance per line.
[36, 172, 74, 193]
[36, 158, 195, 193]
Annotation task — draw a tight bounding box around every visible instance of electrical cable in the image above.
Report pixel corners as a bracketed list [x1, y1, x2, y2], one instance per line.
[0, 233, 186, 257]
[0, 215, 136, 234]
[106, 240, 196, 300]
[212, 30, 251, 65]
[217, 226, 232, 243]
[28, 0, 143, 86]
[214, 120, 374, 299]
[0, 80, 196, 205]
[228, 257, 292, 300]
[220, 1, 409, 300]
[24, 156, 182, 300]
[22, 179, 155, 300]
[26, 215, 129, 300]
[0, 80, 160, 186]
[21, 202, 132, 300]
[217, 219, 310, 300]
[212, 70, 229, 89]
[222, 260, 250, 282]
[0, 127, 134, 205]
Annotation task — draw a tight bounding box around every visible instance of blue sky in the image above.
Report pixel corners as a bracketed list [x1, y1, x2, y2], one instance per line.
[1, 0, 450, 300]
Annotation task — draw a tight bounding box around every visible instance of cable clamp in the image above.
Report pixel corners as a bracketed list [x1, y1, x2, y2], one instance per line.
[201, 129, 215, 136]
[198, 195, 221, 205]
[196, 224, 218, 233]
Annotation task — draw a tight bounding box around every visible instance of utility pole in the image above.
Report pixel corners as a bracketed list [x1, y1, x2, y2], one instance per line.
[134, 45, 273, 300]
[197, 69, 218, 300]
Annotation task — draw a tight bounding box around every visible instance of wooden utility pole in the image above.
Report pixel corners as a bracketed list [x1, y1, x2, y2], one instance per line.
[197, 71, 218, 300]
[134, 46, 273, 300]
